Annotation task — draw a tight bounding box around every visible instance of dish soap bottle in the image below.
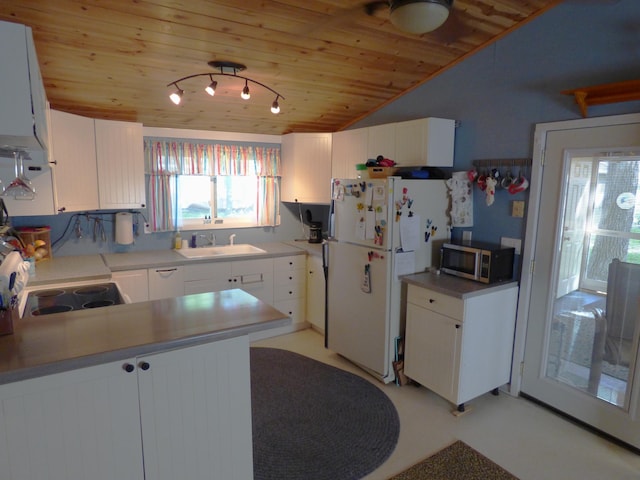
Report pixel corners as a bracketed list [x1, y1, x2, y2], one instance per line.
[174, 230, 182, 249]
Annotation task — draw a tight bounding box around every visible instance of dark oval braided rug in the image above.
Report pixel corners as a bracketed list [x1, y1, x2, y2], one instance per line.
[250, 347, 400, 480]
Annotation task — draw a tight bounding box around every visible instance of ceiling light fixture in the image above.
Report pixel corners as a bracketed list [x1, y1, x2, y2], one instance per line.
[167, 61, 284, 114]
[389, 0, 453, 34]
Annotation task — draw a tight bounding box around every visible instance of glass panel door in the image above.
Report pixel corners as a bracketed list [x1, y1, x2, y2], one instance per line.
[521, 119, 640, 449]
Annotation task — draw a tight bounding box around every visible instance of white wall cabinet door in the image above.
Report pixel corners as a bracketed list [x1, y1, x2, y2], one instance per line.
[0, 359, 145, 480]
[183, 261, 233, 295]
[148, 266, 184, 300]
[394, 118, 455, 167]
[49, 110, 100, 212]
[281, 133, 332, 204]
[306, 254, 325, 331]
[331, 128, 368, 180]
[112, 269, 149, 303]
[366, 123, 396, 161]
[137, 336, 253, 480]
[95, 119, 146, 209]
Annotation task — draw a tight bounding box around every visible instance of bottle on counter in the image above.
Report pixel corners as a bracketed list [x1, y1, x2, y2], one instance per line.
[174, 231, 182, 249]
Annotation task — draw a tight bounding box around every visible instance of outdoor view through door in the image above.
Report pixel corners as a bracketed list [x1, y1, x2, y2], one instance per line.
[548, 152, 640, 408]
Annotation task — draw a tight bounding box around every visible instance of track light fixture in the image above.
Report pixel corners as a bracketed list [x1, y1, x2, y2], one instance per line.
[167, 60, 284, 114]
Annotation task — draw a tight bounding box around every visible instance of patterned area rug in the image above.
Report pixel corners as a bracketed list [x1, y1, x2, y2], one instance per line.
[250, 347, 400, 480]
[389, 441, 519, 480]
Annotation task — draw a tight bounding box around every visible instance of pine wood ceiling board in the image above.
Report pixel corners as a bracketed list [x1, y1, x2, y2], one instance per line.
[17, 3, 446, 93]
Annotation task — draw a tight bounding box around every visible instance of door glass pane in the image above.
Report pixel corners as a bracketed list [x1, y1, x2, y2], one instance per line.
[546, 153, 640, 409]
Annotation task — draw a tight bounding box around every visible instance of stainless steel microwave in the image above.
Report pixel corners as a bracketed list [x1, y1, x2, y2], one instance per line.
[440, 242, 515, 284]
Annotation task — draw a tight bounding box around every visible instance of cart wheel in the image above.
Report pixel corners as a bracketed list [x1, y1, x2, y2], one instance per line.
[491, 388, 500, 396]
[457, 403, 465, 413]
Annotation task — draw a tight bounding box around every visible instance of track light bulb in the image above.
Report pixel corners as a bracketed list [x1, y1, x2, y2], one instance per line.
[271, 98, 280, 114]
[241, 80, 251, 100]
[205, 79, 217, 96]
[169, 86, 184, 105]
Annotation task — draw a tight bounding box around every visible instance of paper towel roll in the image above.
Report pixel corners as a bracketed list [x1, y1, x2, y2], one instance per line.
[115, 212, 134, 245]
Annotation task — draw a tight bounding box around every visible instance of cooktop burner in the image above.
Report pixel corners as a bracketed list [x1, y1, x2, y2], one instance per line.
[25, 282, 124, 317]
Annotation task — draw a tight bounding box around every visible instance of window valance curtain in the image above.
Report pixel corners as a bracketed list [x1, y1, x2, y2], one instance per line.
[144, 138, 281, 232]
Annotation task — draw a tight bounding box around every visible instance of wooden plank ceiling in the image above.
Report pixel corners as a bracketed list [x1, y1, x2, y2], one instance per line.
[0, 0, 562, 135]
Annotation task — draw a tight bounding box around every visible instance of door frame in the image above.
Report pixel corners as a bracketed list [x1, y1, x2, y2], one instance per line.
[509, 112, 640, 395]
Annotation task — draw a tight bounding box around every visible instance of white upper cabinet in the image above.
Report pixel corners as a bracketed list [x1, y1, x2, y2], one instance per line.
[281, 133, 332, 204]
[0, 21, 49, 152]
[49, 110, 100, 212]
[394, 118, 455, 167]
[366, 124, 396, 161]
[331, 128, 368, 180]
[95, 119, 146, 209]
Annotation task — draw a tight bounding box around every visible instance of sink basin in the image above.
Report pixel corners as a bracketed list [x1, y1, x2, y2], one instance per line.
[177, 244, 266, 259]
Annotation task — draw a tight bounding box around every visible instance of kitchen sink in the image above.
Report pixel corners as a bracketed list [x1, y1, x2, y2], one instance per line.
[176, 244, 266, 259]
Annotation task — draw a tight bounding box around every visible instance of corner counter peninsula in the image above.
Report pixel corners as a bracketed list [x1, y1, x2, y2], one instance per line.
[0, 289, 289, 480]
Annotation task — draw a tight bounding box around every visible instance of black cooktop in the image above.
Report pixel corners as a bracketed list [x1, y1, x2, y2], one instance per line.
[24, 282, 124, 317]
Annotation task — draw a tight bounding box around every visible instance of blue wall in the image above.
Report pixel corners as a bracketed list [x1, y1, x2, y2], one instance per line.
[11, 1, 640, 264]
[353, 0, 640, 247]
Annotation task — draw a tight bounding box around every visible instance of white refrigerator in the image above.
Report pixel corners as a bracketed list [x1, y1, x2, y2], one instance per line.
[326, 177, 450, 383]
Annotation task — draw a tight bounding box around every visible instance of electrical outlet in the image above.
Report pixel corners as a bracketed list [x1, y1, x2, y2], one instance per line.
[144, 223, 151, 234]
[501, 236, 522, 255]
[511, 201, 525, 218]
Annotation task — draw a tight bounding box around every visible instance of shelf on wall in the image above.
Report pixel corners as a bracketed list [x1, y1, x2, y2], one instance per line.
[562, 79, 640, 117]
[472, 158, 531, 169]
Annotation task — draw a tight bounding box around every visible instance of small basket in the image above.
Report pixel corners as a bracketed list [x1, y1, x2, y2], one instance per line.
[15, 226, 52, 262]
[368, 167, 399, 178]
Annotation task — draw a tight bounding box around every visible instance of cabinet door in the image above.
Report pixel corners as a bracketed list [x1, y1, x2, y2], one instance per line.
[281, 133, 332, 204]
[366, 123, 395, 161]
[184, 262, 232, 295]
[137, 336, 253, 480]
[231, 258, 274, 303]
[306, 254, 325, 331]
[50, 110, 99, 212]
[148, 266, 184, 300]
[112, 269, 149, 303]
[95, 119, 146, 209]
[395, 118, 455, 167]
[404, 303, 462, 404]
[331, 128, 368, 179]
[0, 360, 144, 480]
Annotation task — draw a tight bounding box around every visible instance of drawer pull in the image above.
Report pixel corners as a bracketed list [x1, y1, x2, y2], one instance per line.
[139, 361, 150, 371]
[429, 298, 435, 303]
[456, 324, 461, 329]
[123, 363, 135, 373]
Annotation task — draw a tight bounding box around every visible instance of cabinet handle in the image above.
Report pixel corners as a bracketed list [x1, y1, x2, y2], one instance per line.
[123, 363, 135, 373]
[429, 298, 435, 303]
[139, 361, 150, 371]
[155, 268, 177, 273]
[289, 276, 293, 280]
[455, 324, 461, 329]
[58, 206, 66, 213]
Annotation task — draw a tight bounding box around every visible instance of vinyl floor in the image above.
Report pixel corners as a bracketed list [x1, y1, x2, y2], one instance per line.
[253, 329, 640, 480]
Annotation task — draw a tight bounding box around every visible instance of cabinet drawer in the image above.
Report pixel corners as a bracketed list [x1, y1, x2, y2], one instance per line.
[274, 268, 305, 285]
[407, 284, 464, 320]
[274, 255, 305, 271]
[274, 281, 305, 301]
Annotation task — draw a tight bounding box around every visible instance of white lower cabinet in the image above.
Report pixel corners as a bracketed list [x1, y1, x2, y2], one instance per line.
[274, 255, 306, 327]
[148, 266, 184, 300]
[0, 335, 253, 480]
[404, 283, 518, 411]
[112, 268, 149, 303]
[183, 259, 273, 303]
[306, 254, 325, 331]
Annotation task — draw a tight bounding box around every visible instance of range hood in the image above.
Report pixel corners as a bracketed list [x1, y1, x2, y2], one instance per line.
[0, 21, 49, 156]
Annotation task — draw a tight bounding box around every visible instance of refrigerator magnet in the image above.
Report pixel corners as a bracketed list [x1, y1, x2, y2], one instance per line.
[361, 264, 371, 293]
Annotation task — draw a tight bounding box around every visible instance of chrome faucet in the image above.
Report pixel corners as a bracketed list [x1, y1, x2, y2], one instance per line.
[198, 233, 216, 246]
[229, 233, 236, 245]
